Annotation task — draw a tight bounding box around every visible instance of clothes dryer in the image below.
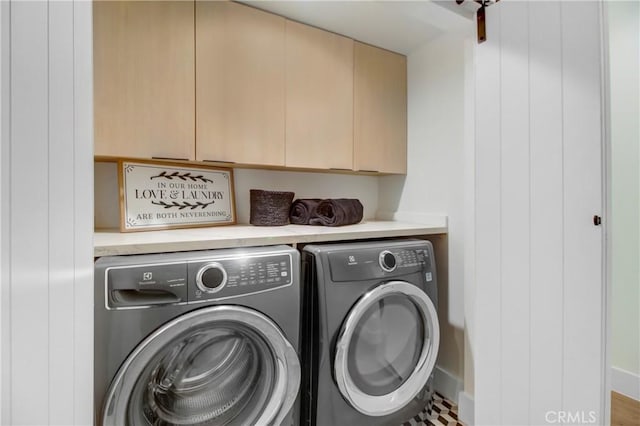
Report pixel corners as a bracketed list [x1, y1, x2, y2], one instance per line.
[94, 245, 301, 426]
[302, 239, 439, 426]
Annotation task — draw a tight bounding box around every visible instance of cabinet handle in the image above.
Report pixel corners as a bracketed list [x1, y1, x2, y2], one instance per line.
[358, 169, 380, 173]
[203, 159, 236, 164]
[329, 168, 352, 171]
[152, 156, 189, 161]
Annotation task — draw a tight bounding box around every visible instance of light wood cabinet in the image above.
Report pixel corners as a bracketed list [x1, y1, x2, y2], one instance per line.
[196, 2, 286, 166]
[354, 42, 407, 174]
[285, 20, 354, 170]
[94, 3, 408, 174]
[93, 1, 195, 160]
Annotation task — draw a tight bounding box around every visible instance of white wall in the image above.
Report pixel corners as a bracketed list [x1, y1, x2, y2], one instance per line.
[0, 1, 94, 424]
[378, 33, 469, 387]
[474, 2, 605, 424]
[608, 0, 640, 400]
[95, 163, 379, 228]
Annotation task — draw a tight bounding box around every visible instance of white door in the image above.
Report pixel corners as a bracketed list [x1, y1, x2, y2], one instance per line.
[473, 1, 605, 425]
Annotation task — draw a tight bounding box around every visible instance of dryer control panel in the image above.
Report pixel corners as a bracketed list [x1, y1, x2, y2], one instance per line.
[328, 247, 433, 282]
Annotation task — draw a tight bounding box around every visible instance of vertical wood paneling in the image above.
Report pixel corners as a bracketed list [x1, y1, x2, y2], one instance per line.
[72, 1, 95, 423]
[4, 1, 94, 424]
[48, 1, 75, 422]
[498, 3, 530, 423]
[561, 1, 604, 420]
[10, 1, 49, 423]
[528, 3, 564, 424]
[476, 2, 605, 423]
[0, 1, 10, 422]
[474, 6, 502, 425]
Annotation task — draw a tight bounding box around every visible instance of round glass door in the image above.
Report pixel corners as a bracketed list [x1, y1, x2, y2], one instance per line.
[102, 306, 300, 426]
[334, 281, 439, 417]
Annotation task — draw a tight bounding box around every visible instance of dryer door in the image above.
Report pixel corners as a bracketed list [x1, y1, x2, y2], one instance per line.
[334, 280, 440, 417]
[102, 305, 300, 426]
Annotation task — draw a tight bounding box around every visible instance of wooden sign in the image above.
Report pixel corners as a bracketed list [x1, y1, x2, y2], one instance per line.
[118, 159, 236, 232]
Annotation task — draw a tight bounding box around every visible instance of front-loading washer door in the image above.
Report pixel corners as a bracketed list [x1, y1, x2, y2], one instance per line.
[334, 280, 440, 417]
[101, 305, 300, 426]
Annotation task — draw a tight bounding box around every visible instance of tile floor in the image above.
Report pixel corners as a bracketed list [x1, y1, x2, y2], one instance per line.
[402, 392, 465, 426]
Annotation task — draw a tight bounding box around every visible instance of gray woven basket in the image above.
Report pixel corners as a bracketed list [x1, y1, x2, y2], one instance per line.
[249, 189, 295, 226]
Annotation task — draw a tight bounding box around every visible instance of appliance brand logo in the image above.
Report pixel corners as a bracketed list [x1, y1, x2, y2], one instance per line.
[142, 272, 153, 281]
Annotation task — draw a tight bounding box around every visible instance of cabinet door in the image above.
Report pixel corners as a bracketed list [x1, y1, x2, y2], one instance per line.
[354, 42, 407, 174]
[285, 20, 354, 170]
[93, 1, 195, 160]
[196, 2, 285, 166]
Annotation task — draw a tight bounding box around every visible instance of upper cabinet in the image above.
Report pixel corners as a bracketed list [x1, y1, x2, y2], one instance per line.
[354, 42, 407, 174]
[196, 2, 286, 166]
[93, 2, 408, 174]
[285, 20, 354, 170]
[93, 1, 195, 160]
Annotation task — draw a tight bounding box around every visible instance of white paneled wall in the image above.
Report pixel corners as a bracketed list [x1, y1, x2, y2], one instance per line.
[0, 1, 94, 424]
[474, 2, 605, 425]
[0, 1, 9, 423]
[10, 1, 50, 421]
[560, 3, 604, 418]
[528, 3, 564, 423]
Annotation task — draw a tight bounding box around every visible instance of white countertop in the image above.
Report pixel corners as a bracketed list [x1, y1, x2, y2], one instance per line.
[94, 220, 447, 256]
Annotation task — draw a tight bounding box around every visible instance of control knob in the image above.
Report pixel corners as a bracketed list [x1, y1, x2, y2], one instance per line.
[379, 250, 397, 272]
[196, 262, 227, 293]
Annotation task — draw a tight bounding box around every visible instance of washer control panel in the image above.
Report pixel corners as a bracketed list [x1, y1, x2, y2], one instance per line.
[99, 246, 297, 310]
[189, 253, 292, 302]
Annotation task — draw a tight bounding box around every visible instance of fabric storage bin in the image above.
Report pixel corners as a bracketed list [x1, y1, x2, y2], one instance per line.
[249, 189, 295, 226]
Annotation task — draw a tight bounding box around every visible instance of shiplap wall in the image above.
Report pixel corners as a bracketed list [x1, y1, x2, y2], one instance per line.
[474, 2, 605, 425]
[0, 1, 9, 422]
[1, 1, 94, 424]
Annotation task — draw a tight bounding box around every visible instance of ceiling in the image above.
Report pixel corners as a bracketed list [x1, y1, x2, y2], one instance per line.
[240, 1, 474, 55]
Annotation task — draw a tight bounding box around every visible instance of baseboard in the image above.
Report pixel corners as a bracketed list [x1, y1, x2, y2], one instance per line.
[375, 211, 448, 227]
[457, 391, 474, 425]
[433, 365, 463, 405]
[611, 366, 640, 401]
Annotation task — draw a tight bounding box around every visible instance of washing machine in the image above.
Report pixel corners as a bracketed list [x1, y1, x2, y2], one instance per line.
[301, 239, 439, 426]
[94, 245, 301, 426]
